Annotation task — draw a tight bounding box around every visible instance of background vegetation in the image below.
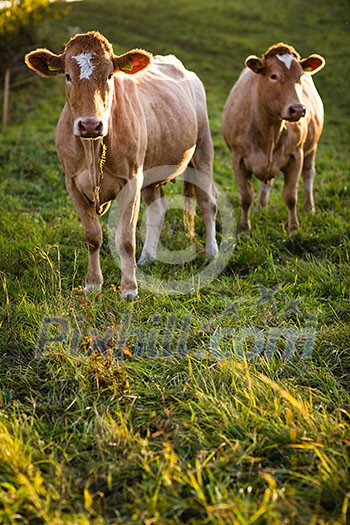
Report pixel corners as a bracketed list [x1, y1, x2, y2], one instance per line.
[0, 0, 68, 74]
[0, 0, 349, 523]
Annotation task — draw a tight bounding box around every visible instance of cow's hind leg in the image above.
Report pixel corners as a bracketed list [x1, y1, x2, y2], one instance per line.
[302, 149, 316, 212]
[67, 180, 103, 291]
[189, 139, 218, 257]
[138, 186, 168, 265]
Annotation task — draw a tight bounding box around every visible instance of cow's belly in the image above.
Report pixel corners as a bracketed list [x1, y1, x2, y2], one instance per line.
[143, 144, 196, 187]
[142, 90, 199, 174]
[244, 148, 290, 181]
[143, 124, 198, 178]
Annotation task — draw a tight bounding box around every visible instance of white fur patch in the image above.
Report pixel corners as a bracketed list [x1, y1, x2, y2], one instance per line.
[276, 53, 294, 70]
[73, 52, 94, 79]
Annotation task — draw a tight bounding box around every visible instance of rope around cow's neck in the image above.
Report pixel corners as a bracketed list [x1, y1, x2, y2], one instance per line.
[94, 138, 107, 213]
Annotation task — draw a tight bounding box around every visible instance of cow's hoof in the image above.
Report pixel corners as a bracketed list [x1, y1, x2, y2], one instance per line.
[238, 221, 251, 237]
[205, 242, 219, 258]
[258, 201, 269, 209]
[121, 288, 138, 301]
[288, 227, 299, 236]
[238, 228, 251, 239]
[85, 282, 102, 292]
[303, 204, 316, 213]
[138, 254, 155, 266]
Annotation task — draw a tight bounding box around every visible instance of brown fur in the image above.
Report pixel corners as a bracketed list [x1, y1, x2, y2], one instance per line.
[222, 43, 325, 235]
[25, 32, 218, 299]
[64, 31, 114, 55]
[264, 43, 301, 60]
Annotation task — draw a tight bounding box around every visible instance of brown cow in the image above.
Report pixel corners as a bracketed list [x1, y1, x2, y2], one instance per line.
[222, 43, 325, 234]
[25, 31, 218, 300]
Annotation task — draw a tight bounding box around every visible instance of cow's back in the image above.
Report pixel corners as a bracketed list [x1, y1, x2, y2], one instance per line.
[122, 55, 209, 168]
[146, 55, 207, 108]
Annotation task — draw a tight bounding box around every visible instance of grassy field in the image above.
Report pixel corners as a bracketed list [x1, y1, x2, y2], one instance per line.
[0, 0, 349, 523]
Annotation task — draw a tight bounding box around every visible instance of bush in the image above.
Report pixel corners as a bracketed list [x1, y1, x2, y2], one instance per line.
[0, 0, 67, 75]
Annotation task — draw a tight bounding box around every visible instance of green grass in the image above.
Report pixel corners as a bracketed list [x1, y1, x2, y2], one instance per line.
[0, 0, 349, 523]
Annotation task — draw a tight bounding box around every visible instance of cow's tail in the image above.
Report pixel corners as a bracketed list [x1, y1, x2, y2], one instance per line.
[183, 176, 196, 241]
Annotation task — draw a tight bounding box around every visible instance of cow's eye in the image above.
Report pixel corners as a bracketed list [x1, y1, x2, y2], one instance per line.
[270, 74, 278, 81]
[108, 73, 113, 80]
[65, 73, 72, 83]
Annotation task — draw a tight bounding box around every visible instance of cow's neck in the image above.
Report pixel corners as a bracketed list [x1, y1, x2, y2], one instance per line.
[254, 105, 286, 181]
[255, 102, 285, 138]
[80, 137, 106, 211]
[81, 138, 102, 190]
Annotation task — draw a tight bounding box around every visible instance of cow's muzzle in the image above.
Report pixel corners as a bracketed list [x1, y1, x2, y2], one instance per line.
[283, 104, 306, 122]
[75, 117, 104, 139]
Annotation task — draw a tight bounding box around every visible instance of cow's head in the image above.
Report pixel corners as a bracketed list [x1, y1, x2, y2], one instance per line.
[245, 43, 325, 122]
[25, 31, 152, 138]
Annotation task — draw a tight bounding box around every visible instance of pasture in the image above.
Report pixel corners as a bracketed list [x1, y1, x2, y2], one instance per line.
[0, 0, 349, 523]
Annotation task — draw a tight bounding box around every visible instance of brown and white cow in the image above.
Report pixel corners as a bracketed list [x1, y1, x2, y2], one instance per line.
[25, 31, 218, 300]
[222, 43, 325, 234]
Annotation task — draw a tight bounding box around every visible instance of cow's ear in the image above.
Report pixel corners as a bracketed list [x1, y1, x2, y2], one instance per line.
[245, 55, 265, 74]
[113, 49, 152, 74]
[25, 49, 64, 77]
[300, 54, 325, 75]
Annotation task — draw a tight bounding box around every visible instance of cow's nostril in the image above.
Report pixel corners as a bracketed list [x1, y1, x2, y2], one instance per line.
[78, 120, 87, 134]
[95, 121, 103, 135]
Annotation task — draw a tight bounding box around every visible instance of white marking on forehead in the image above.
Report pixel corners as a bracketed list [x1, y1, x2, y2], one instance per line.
[276, 53, 294, 70]
[73, 52, 95, 80]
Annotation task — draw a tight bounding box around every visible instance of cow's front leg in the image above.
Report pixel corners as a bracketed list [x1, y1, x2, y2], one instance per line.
[233, 156, 253, 234]
[67, 179, 103, 291]
[283, 153, 303, 234]
[116, 174, 143, 300]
